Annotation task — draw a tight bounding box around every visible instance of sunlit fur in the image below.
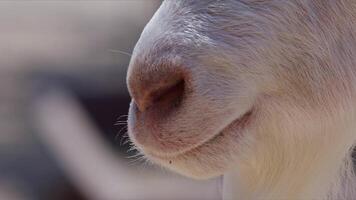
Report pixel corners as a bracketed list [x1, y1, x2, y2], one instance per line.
[127, 0, 356, 199]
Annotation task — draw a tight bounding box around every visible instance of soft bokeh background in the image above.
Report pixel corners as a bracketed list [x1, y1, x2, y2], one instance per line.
[0, 1, 221, 200]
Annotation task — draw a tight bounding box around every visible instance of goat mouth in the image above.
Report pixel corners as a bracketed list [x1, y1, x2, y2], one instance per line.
[146, 109, 254, 160]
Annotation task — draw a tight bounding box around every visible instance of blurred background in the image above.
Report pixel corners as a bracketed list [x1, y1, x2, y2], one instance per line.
[0, 1, 221, 200]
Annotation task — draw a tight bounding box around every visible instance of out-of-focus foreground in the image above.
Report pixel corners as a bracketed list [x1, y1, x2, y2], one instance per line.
[0, 1, 220, 200]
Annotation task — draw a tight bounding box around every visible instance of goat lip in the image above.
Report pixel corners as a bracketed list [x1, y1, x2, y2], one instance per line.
[145, 109, 254, 160]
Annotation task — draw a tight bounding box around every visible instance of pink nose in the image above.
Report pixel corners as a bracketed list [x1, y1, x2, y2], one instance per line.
[127, 65, 187, 114]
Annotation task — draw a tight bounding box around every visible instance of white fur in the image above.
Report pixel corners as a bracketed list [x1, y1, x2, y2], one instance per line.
[127, 1, 356, 199]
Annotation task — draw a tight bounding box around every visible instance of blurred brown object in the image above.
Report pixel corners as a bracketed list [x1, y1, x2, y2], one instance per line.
[32, 88, 221, 200]
[0, 1, 161, 199]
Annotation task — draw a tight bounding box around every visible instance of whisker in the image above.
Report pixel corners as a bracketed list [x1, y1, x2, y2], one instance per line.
[108, 49, 132, 57]
[128, 156, 147, 166]
[115, 115, 128, 124]
[126, 150, 147, 166]
[115, 122, 127, 125]
[120, 134, 129, 146]
[122, 137, 132, 146]
[114, 126, 128, 143]
[117, 115, 128, 120]
[115, 115, 128, 125]
[127, 143, 139, 153]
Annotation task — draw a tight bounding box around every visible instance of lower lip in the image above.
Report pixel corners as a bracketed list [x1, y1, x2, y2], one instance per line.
[146, 109, 254, 160]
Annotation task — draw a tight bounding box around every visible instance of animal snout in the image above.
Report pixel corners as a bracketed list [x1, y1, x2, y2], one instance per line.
[128, 64, 188, 115]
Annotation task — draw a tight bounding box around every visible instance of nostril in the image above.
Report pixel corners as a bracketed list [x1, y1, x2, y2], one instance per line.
[150, 79, 185, 108]
[134, 77, 186, 113]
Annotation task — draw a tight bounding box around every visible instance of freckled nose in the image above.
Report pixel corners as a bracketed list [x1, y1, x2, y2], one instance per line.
[127, 66, 186, 113]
